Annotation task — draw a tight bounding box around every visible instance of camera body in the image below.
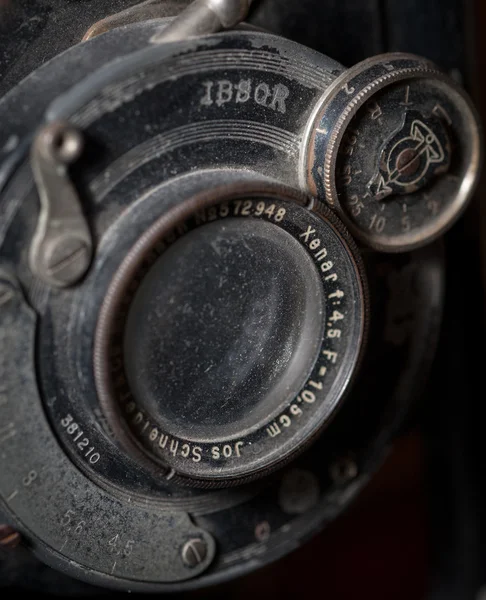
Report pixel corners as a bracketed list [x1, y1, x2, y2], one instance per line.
[0, 0, 481, 594]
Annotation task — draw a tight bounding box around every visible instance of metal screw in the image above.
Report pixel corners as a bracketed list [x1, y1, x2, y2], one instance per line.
[254, 521, 271, 543]
[0, 525, 21, 549]
[39, 121, 84, 165]
[329, 456, 358, 484]
[44, 235, 91, 286]
[181, 538, 208, 568]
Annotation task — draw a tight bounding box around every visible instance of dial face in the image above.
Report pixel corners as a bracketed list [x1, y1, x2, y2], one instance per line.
[335, 79, 460, 249]
[307, 55, 481, 252]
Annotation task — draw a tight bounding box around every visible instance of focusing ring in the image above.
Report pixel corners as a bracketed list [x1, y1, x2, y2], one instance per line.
[94, 181, 369, 487]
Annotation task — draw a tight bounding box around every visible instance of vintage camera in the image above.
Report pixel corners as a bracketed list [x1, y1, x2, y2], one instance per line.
[0, 0, 481, 594]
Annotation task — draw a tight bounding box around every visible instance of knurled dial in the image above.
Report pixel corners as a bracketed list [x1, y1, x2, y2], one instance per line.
[307, 53, 481, 252]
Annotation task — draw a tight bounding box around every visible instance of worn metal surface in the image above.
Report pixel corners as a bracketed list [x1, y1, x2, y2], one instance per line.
[83, 0, 189, 41]
[29, 121, 92, 287]
[0, 266, 216, 587]
[152, 0, 255, 43]
[0, 23, 446, 590]
[0, 0, 469, 100]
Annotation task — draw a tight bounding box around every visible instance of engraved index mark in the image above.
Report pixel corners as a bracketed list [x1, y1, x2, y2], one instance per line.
[400, 85, 413, 106]
[0, 422, 16, 445]
[6, 490, 18, 502]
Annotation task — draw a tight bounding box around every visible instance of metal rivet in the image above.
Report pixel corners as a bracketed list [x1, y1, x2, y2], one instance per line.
[329, 456, 358, 484]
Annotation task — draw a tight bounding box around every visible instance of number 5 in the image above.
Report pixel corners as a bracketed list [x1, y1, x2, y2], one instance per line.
[61, 510, 75, 527]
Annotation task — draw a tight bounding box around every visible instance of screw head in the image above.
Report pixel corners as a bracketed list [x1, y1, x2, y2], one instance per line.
[329, 456, 358, 484]
[44, 235, 91, 287]
[39, 121, 84, 164]
[254, 521, 271, 543]
[181, 538, 208, 568]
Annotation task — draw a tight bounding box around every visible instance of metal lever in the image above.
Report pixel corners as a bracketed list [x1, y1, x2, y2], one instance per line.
[29, 121, 92, 288]
[152, 0, 255, 42]
[83, 0, 255, 43]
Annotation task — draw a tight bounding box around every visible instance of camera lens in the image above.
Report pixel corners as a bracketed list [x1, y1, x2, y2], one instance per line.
[94, 186, 367, 487]
[124, 217, 324, 443]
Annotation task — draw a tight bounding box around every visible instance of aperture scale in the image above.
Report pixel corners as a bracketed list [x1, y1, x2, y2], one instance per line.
[306, 53, 481, 252]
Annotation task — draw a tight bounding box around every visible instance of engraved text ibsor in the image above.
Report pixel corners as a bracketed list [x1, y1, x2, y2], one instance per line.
[200, 79, 290, 113]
